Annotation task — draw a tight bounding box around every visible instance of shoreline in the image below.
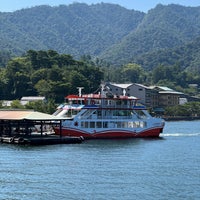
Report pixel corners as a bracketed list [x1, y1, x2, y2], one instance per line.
[162, 116, 200, 121]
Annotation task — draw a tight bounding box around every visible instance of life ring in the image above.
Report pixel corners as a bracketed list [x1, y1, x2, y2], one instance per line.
[80, 136, 84, 141]
[18, 137, 24, 144]
[9, 137, 14, 143]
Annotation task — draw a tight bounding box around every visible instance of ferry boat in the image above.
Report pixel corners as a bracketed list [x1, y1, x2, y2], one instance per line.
[53, 87, 165, 139]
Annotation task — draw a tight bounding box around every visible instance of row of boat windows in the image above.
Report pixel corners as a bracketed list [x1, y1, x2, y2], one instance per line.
[77, 121, 147, 128]
[58, 108, 148, 120]
[68, 99, 135, 106]
[80, 110, 148, 118]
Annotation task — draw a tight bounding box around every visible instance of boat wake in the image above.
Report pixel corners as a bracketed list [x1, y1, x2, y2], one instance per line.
[160, 133, 200, 137]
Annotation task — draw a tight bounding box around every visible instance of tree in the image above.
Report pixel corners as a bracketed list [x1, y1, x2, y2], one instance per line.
[34, 79, 52, 97]
[10, 100, 24, 109]
[0, 50, 11, 67]
[69, 70, 89, 94]
[5, 57, 32, 99]
[47, 65, 63, 81]
[13, 72, 33, 98]
[121, 63, 145, 83]
[50, 82, 71, 103]
[165, 102, 200, 117]
[152, 65, 166, 83]
[0, 68, 8, 99]
[25, 99, 57, 114]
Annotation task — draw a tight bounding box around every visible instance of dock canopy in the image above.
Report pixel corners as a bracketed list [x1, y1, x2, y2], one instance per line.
[0, 110, 65, 121]
[0, 110, 65, 137]
[0, 110, 83, 145]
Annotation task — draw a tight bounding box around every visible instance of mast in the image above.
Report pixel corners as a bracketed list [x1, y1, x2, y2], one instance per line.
[77, 87, 84, 97]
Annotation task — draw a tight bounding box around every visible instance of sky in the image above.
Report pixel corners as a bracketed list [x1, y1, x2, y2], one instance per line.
[0, 0, 200, 13]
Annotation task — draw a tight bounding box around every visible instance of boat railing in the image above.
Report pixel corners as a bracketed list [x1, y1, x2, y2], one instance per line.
[98, 105, 133, 109]
[99, 115, 133, 120]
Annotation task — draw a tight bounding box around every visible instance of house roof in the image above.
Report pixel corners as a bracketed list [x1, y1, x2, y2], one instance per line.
[108, 83, 133, 89]
[156, 86, 173, 91]
[108, 83, 151, 89]
[0, 110, 65, 121]
[21, 96, 45, 101]
[159, 91, 183, 95]
[150, 86, 183, 94]
[134, 83, 150, 89]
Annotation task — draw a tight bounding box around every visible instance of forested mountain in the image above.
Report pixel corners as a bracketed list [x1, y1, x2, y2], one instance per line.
[0, 3, 144, 57]
[101, 4, 200, 65]
[1, 3, 200, 70]
[133, 36, 200, 72]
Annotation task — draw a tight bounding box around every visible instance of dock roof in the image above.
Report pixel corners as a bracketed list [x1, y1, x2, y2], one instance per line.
[0, 110, 64, 121]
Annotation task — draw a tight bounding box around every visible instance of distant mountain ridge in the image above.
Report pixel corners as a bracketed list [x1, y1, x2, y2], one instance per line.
[100, 4, 200, 65]
[133, 36, 200, 72]
[1, 3, 200, 70]
[0, 3, 144, 56]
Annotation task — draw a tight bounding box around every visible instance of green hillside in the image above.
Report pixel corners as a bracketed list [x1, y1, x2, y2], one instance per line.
[101, 4, 200, 65]
[133, 36, 200, 72]
[0, 3, 200, 70]
[0, 3, 144, 57]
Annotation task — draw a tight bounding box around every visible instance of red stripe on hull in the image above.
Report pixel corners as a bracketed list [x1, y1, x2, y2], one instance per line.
[54, 127, 163, 139]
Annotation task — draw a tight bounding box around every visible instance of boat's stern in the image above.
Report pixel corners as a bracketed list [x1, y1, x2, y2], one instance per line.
[152, 117, 165, 133]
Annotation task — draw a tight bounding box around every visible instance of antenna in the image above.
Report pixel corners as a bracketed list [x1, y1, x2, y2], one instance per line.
[77, 87, 84, 97]
[123, 89, 126, 96]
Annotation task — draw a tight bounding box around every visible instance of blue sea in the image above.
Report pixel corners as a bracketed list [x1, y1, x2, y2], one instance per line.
[0, 120, 200, 200]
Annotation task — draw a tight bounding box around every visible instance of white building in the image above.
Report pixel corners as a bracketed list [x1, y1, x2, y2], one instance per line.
[105, 83, 154, 107]
[105, 83, 183, 108]
[20, 96, 46, 106]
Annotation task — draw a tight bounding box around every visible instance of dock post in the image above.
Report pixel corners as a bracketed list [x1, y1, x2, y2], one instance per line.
[40, 121, 43, 136]
[8, 121, 12, 136]
[59, 120, 62, 138]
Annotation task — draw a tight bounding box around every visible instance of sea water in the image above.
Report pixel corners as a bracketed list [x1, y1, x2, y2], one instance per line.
[0, 120, 199, 200]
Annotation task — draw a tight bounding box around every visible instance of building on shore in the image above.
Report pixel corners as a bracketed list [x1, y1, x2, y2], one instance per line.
[105, 83, 184, 113]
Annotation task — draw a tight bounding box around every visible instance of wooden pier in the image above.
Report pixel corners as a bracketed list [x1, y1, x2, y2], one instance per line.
[0, 134, 83, 145]
[0, 110, 84, 145]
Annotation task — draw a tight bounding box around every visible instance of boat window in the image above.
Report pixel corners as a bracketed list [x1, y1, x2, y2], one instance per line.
[90, 122, 95, 128]
[107, 100, 111, 105]
[140, 121, 147, 128]
[128, 122, 134, 128]
[96, 122, 102, 128]
[108, 122, 117, 128]
[113, 110, 132, 117]
[122, 100, 127, 105]
[85, 122, 89, 128]
[122, 122, 128, 128]
[97, 111, 102, 117]
[103, 122, 108, 128]
[131, 121, 147, 128]
[117, 122, 121, 128]
[135, 110, 147, 119]
[116, 100, 121, 105]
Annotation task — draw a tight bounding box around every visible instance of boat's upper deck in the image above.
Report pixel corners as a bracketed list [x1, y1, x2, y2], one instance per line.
[64, 93, 145, 110]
